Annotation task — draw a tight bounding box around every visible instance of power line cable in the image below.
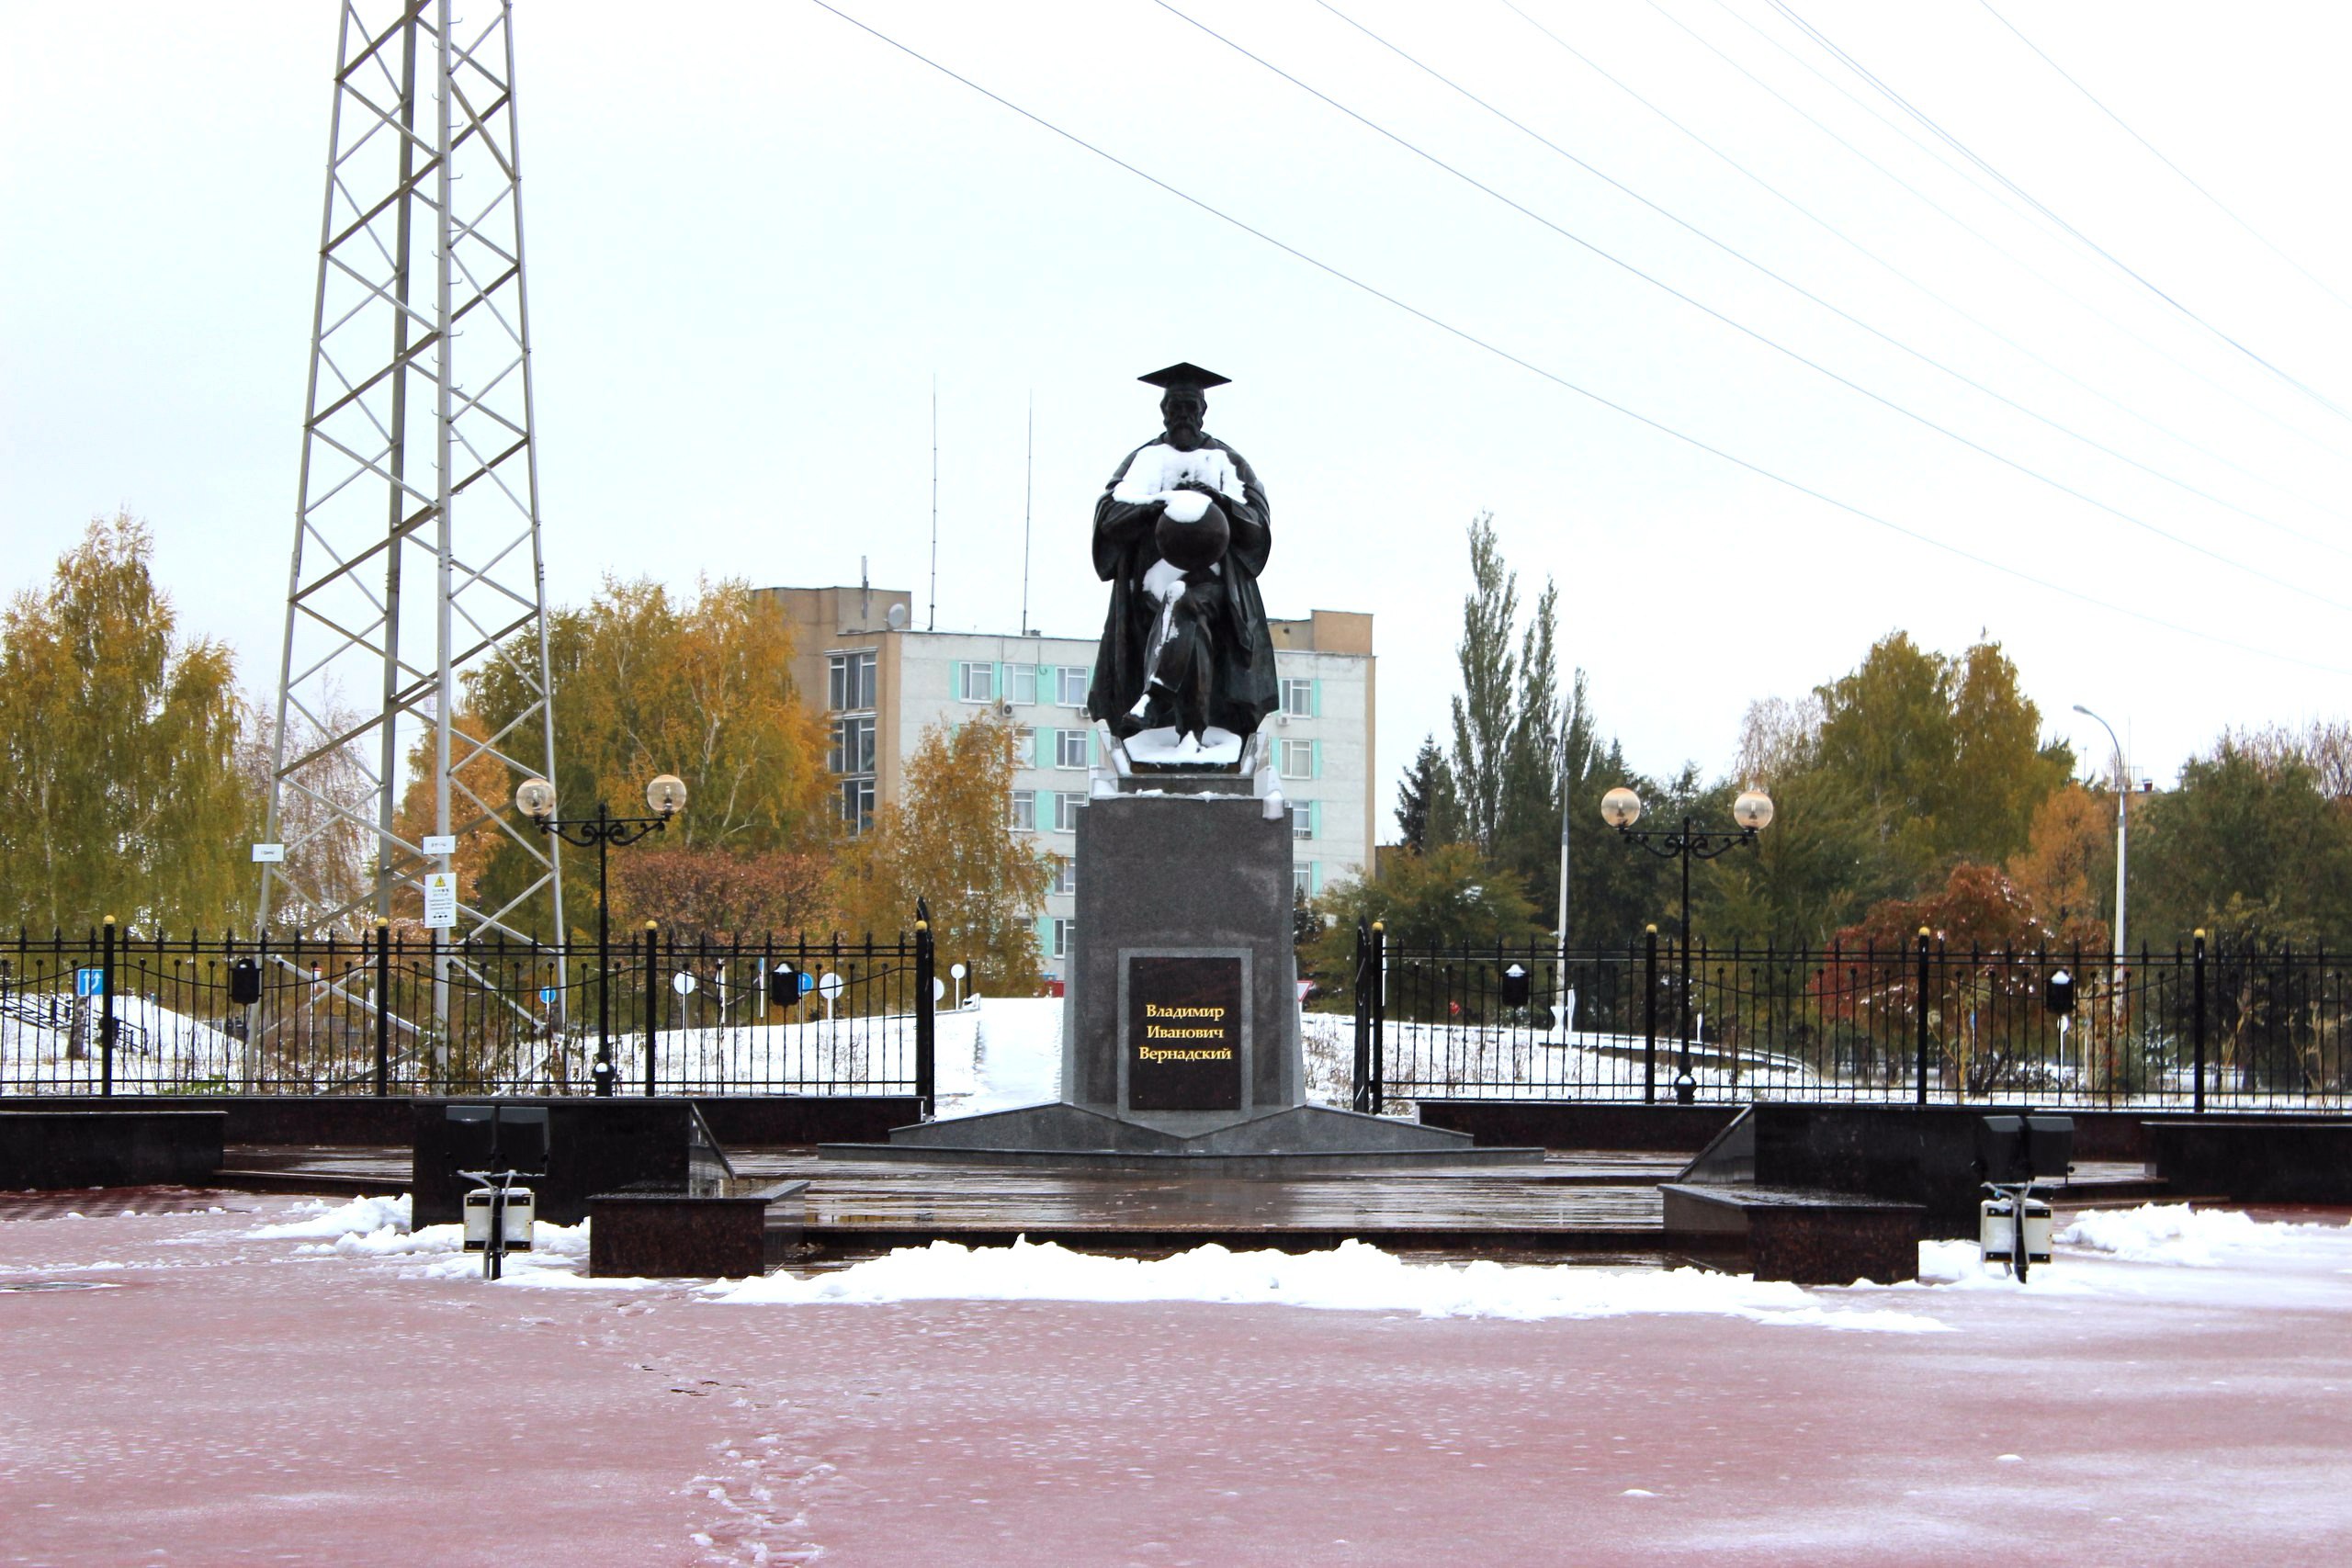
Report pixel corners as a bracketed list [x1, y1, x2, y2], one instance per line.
[1494, 0, 2352, 545]
[1977, 0, 2352, 321]
[1653, 0, 2352, 476]
[1314, 0, 2352, 565]
[1713, 0, 2048, 232]
[797, 0, 2352, 678]
[1148, 0, 2352, 615]
[1767, 0, 2352, 432]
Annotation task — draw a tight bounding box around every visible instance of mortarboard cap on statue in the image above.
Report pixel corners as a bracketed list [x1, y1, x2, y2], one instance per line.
[1138, 362, 1230, 391]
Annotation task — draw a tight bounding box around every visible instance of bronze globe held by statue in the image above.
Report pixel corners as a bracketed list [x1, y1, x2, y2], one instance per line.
[1154, 493, 1229, 572]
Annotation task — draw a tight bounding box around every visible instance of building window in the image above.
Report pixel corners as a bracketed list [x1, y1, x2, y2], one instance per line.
[828, 650, 877, 712]
[830, 715, 876, 777]
[1056, 728, 1090, 770]
[1294, 863, 1317, 901]
[1051, 918, 1075, 959]
[840, 777, 875, 833]
[1010, 789, 1037, 832]
[1281, 677, 1314, 718]
[1054, 857, 1077, 896]
[1053, 791, 1086, 832]
[1279, 738, 1315, 778]
[1006, 662, 1038, 705]
[1057, 665, 1090, 707]
[1292, 799, 1316, 840]
[957, 661, 995, 703]
[828, 656, 878, 834]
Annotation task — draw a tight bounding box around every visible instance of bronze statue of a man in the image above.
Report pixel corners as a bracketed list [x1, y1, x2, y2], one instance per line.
[1085, 363, 1279, 749]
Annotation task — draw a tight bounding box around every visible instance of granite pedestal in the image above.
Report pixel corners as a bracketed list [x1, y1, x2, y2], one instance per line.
[836, 737, 1532, 1170]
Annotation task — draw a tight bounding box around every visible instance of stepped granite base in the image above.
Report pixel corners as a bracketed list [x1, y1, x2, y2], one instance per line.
[825, 738, 1540, 1172]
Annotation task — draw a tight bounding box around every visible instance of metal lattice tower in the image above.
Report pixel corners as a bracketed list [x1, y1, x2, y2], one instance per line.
[258, 0, 564, 952]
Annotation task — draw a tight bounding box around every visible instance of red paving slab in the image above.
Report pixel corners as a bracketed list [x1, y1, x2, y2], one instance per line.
[3, 1190, 2349, 1566]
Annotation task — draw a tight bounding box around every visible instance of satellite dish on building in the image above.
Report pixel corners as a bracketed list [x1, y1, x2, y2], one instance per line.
[887, 603, 909, 630]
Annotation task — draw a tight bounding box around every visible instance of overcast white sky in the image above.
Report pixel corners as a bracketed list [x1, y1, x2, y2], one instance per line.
[6, 1, 2351, 813]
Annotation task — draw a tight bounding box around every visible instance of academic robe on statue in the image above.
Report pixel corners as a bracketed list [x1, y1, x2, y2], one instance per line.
[1085, 434, 1281, 740]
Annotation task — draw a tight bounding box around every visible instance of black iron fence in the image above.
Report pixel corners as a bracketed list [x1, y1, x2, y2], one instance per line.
[0, 919, 936, 1106]
[1348, 922, 2350, 1112]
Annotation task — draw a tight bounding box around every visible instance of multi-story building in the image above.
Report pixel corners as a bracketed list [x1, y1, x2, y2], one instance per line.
[759, 583, 1375, 980]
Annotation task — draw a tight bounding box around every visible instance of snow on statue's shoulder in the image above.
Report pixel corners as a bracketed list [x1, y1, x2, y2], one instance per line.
[1124, 725, 1242, 767]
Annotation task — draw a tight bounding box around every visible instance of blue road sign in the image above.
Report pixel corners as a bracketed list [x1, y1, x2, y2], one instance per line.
[74, 967, 104, 998]
[538, 987, 558, 1004]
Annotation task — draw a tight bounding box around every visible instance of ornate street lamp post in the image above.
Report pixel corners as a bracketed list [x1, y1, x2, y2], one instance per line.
[1601, 785, 1774, 1105]
[515, 773, 687, 1096]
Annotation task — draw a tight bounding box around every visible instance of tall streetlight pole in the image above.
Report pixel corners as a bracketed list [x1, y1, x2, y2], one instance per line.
[515, 773, 687, 1096]
[1600, 785, 1775, 1103]
[1555, 739, 1572, 1028]
[2072, 704, 2129, 990]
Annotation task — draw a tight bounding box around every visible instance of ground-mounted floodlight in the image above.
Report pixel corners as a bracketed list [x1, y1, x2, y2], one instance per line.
[1976, 1113, 2075, 1281]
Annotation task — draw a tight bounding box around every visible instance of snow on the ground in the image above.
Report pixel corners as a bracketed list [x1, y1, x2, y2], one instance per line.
[934, 997, 1062, 1115]
[3, 993, 243, 1083]
[243, 1192, 636, 1289]
[1295, 1010, 1829, 1104]
[232, 1189, 2352, 1327]
[249, 1193, 413, 1239]
[1886, 1206, 2352, 1314]
[2056, 1202, 2352, 1266]
[701, 1236, 1945, 1333]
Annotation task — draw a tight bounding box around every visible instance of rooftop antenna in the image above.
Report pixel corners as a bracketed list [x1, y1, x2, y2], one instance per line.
[1020, 390, 1034, 636]
[928, 374, 939, 631]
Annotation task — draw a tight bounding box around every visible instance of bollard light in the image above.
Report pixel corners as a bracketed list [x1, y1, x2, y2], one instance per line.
[2045, 968, 2075, 1015]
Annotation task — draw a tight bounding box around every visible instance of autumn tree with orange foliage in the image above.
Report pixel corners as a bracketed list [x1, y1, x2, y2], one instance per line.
[447, 575, 835, 937]
[2005, 784, 2113, 952]
[1815, 863, 2092, 1095]
[836, 710, 1055, 996]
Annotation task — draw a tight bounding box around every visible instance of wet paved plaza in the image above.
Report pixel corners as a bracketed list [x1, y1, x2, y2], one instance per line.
[5, 1186, 2350, 1565]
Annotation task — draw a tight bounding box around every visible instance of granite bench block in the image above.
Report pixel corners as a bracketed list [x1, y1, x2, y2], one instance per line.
[0, 1111, 226, 1189]
[586, 1180, 807, 1278]
[1661, 1182, 1923, 1284]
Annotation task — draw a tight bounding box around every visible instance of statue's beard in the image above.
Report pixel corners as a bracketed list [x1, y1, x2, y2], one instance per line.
[1164, 423, 1204, 451]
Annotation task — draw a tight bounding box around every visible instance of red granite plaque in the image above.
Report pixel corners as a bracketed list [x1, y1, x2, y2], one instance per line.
[1125, 954, 1244, 1111]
